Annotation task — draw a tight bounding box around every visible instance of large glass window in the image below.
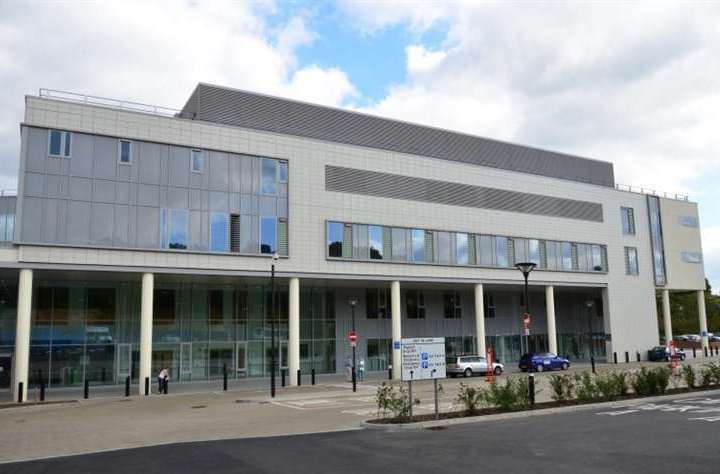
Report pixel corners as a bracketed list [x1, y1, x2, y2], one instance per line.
[260, 217, 277, 254]
[546, 241, 558, 270]
[560, 242, 573, 270]
[456, 233, 469, 265]
[406, 291, 426, 319]
[513, 238, 528, 263]
[369, 225, 384, 260]
[366, 288, 390, 319]
[528, 239, 541, 267]
[261, 159, 278, 194]
[437, 232, 452, 264]
[392, 228, 407, 261]
[478, 235, 494, 266]
[49, 130, 71, 157]
[411, 229, 425, 262]
[327, 221, 343, 258]
[443, 292, 461, 319]
[118, 140, 132, 164]
[576, 244, 589, 272]
[495, 237, 509, 267]
[621, 207, 635, 235]
[161, 209, 189, 250]
[209, 213, 230, 252]
[279, 161, 288, 183]
[647, 196, 667, 285]
[591, 245, 603, 271]
[191, 149, 204, 173]
[625, 247, 639, 275]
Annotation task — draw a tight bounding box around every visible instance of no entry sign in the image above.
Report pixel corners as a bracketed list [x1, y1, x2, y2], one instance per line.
[348, 330, 358, 347]
[523, 313, 531, 327]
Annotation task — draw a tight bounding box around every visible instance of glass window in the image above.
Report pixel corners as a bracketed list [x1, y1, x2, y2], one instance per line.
[260, 217, 277, 254]
[261, 159, 278, 194]
[679, 216, 699, 227]
[681, 252, 702, 263]
[443, 293, 461, 319]
[479, 235, 494, 266]
[560, 242, 573, 270]
[411, 229, 425, 262]
[437, 232, 452, 264]
[161, 209, 189, 249]
[456, 233, 469, 265]
[119, 140, 132, 164]
[546, 241, 558, 270]
[647, 196, 667, 285]
[625, 247, 639, 275]
[513, 238, 528, 263]
[621, 207, 635, 235]
[406, 291, 426, 319]
[591, 245, 604, 271]
[391, 228, 406, 261]
[279, 161, 288, 183]
[278, 219, 289, 256]
[484, 294, 495, 318]
[49, 130, 71, 157]
[495, 236, 509, 267]
[191, 149, 204, 173]
[369, 225, 384, 260]
[230, 214, 240, 253]
[352, 224, 369, 260]
[529, 239, 541, 266]
[210, 213, 229, 252]
[327, 222, 343, 258]
[576, 244, 589, 271]
[366, 289, 390, 319]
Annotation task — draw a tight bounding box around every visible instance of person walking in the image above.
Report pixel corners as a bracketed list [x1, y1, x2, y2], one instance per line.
[358, 358, 365, 382]
[345, 356, 352, 382]
[158, 367, 169, 394]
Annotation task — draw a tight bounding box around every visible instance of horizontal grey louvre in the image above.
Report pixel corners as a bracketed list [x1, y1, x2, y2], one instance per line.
[325, 166, 604, 222]
[179, 84, 615, 187]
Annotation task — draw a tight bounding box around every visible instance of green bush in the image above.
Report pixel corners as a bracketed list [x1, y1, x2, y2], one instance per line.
[548, 374, 574, 402]
[631, 367, 671, 396]
[455, 383, 486, 416]
[574, 372, 599, 401]
[485, 377, 530, 411]
[376, 383, 415, 420]
[609, 371, 630, 397]
[681, 364, 696, 389]
[699, 362, 720, 387]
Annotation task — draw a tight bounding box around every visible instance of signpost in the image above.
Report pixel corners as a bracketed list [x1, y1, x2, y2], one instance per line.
[348, 330, 357, 347]
[401, 337, 446, 420]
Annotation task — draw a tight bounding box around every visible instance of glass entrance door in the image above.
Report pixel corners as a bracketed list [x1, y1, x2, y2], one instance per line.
[115, 343, 132, 383]
[236, 342, 247, 378]
[180, 342, 192, 381]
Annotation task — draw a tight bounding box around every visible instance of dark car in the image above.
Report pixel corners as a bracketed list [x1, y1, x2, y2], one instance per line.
[647, 346, 686, 362]
[518, 353, 570, 372]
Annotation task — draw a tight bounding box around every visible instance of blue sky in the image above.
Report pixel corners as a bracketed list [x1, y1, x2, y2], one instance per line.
[0, 0, 718, 292]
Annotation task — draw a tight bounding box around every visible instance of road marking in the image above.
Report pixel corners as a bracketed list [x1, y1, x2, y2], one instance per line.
[596, 410, 639, 416]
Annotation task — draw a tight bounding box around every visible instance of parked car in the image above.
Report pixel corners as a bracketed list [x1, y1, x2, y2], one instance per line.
[518, 353, 570, 372]
[446, 355, 504, 378]
[647, 346, 686, 362]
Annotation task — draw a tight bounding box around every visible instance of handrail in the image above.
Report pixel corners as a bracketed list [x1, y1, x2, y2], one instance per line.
[614, 183, 689, 202]
[38, 88, 179, 117]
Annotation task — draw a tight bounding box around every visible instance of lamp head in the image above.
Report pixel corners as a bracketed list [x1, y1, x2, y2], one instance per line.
[515, 262, 537, 276]
[348, 296, 358, 307]
[272, 252, 280, 261]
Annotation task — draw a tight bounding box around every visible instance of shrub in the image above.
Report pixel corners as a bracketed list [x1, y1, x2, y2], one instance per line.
[699, 362, 720, 387]
[574, 372, 599, 401]
[456, 383, 486, 416]
[376, 383, 415, 420]
[485, 377, 530, 411]
[681, 364, 696, 389]
[631, 367, 670, 396]
[609, 371, 630, 397]
[548, 374, 574, 402]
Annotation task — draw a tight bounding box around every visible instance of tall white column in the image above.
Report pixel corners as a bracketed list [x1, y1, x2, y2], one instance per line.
[288, 277, 300, 386]
[661, 289, 673, 344]
[391, 281, 401, 380]
[139, 273, 154, 395]
[698, 289, 709, 350]
[12, 269, 33, 402]
[474, 283, 486, 356]
[545, 286, 558, 355]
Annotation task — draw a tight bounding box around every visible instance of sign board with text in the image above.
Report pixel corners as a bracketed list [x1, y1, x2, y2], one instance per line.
[401, 337, 446, 381]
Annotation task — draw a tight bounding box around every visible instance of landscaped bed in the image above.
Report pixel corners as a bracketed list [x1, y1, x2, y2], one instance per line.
[368, 361, 720, 424]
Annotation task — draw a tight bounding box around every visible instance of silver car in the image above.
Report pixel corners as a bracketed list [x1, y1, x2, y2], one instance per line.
[446, 355, 504, 378]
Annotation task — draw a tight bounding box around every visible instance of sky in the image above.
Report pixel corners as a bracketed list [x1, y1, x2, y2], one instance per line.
[0, 0, 718, 292]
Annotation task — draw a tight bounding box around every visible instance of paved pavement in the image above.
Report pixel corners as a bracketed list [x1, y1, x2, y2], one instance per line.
[0, 357, 716, 463]
[3, 392, 719, 473]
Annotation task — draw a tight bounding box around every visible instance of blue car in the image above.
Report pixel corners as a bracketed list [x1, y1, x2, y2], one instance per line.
[518, 353, 570, 372]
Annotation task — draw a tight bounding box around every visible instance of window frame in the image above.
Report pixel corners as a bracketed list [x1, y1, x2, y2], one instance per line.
[261, 158, 278, 195]
[260, 216, 278, 255]
[625, 246, 639, 276]
[190, 149, 204, 173]
[48, 129, 72, 158]
[118, 139, 132, 165]
[621, 207, 636, 235]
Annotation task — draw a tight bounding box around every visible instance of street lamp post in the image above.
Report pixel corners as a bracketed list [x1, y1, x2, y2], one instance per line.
[585, 300, 594, 358]
[515, 262, 536, 358]
[348, 296, 358, 393]
[270, 252, 279, 398]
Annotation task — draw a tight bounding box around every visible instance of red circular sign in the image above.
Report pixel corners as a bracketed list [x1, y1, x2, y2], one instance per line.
[523, 313, 531, 325]
[348, 331, 358, 343]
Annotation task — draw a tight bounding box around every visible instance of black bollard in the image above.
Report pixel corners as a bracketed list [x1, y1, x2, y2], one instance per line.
[591, 356, 596, 374]
[625, 351, 629, 363]
[388, 365, 393, 380]
[636, 351, 641, 362]
[613, 352, 618, 364]
[144, 377, 149, 396]
[311, 368, 316, 385]
[163, 378, 168, 394]
[704, 347, 708, 358]
[125, 376, 130, 397]
[223, 364, 228, 391]
[40, 381, 45, 402]
[102, 367, 106, 383]
[528, 374, 535, 406]
[297, 369, 301, 386]
[281, 369, 286, 388]
[18, 382, 23, 403]
[84, 379, 89, 399]
[693, 347, 697, 358]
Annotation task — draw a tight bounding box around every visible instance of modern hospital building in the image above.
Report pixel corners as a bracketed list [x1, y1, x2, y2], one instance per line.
[0, 84, 709, 400]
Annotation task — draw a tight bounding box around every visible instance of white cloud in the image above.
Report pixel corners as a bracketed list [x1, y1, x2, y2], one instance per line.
[406, 45, 447, 75]
[0, 0, 357, 188]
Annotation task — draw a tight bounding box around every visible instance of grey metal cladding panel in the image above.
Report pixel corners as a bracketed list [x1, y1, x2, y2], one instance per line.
[183, 84, 614, 186]
[325, 165, 604, 222]
[0, 196, 16, 215]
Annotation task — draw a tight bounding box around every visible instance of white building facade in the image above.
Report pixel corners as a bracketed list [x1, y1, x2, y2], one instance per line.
[0, 85, 708, 401]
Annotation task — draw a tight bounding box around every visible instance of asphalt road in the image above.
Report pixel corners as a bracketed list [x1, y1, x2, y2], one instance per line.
[3, 394, 719, 474]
